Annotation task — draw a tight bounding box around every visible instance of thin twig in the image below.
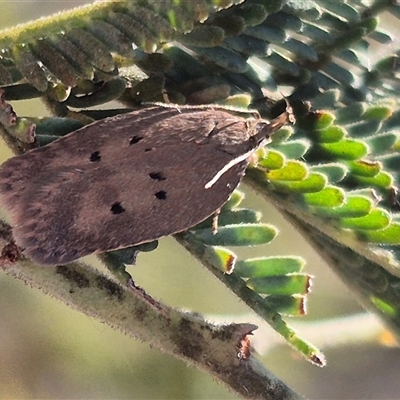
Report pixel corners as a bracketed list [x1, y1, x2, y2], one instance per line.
[0, 220, 304, 400]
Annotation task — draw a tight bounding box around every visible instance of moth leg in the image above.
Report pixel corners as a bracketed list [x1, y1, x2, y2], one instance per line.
[0, 219, 22, 265]
[249, 147, 263, 168]
[0, 239, 21, 265]
[388, 186, 400, 210]
[161, 89, 170, 104]
[211, 209, 221, 234]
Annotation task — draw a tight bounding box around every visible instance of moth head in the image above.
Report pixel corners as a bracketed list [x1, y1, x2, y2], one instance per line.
[248, 109, 293, 147]
[246, 119, 274, 148]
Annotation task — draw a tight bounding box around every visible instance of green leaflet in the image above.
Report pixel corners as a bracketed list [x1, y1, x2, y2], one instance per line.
[347, 160, 381, 177]
[339, 209, 391, 230]
[313, 125, 346, 143]
[358, 223, 400, 245]
[204, 246, 237, 274]
[263, 295, 306, 316]
[319, 139, 369, 160]
[271, 172, 327, 193]
[257, 149, 285, 170]
[271, 140, 310, 159]
[303, 186, 346, 208]
[235, 256, 305, 278]
[267, 160, 308, 181]
[355, 171, 393, 189]
[246, 274, 311, 295]
[192, 224, 278, 246]
[310, 164, 348, 183]
[311, 195, 373, 218]
[363, 105, 393, 120]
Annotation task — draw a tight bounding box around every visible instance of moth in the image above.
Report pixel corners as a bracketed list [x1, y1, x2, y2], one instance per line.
[0, 104, 291, 265]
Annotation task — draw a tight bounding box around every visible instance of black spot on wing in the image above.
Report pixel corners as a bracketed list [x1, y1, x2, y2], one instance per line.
[149, 172, 166, 181]
[155, 191, 166, 200]
[90, 151, 101, 162]
[129, 136, 143, 145]
[110, 202, 125, 214]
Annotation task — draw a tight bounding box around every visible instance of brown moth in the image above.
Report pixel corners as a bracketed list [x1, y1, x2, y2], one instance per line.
[0, 104, 291, 265]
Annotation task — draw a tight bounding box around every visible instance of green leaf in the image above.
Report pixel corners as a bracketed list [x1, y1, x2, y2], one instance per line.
[311, 195, 373, 218]
[178, 26, 225, 47]
[363, 105, 393, 120]
[310, 163, 348, 183]
[312, 110, 335, 130]
[339, 209, 391, 230]
[355, 171, 393, 189]
[366, 133, 398, 154]
[35, 117, 84, 137]
[313, 125, 346, 143]
[347, 160, 381, 177]
[347, 120, 382, 137]
[195, 208, 262, 230]
[271, 172, 327, 193]
[31, 39, 78, 87]
[246, 274, 311, 295]
[280, 38, 318, 62]
[245, 25, 287, 43]
[222, 190, 244, 210]
[270, 126, 294, 144]
[266, 52, 301, 76]
[263, 295, 306, 316]
[192, 224, 278, 246]
[303, 186, 346, 207]
[336, 103, 366, 124]
[271, 140, 310, 159]
[323, 62, 355, 86]
[223, 35, 270, 57]
[267, 160, 308, 181]
[191, 45, 248, 73]
[323, 2, 359, 22]
[319, 139, 369, 160]
[218, 209, 262, 226]
[13, 45, 48, 91]
[358, 223, 400, 245]
[235, 256, 305, 278]
[380, 154, 400, 171]
[371, 296, 397, 317]
[269, 313, 325, 366]
[204, 246, 236, 274]
[238, 3, 268, 26]
[67, 28, 116, 72]
[257, 149, 285, 170]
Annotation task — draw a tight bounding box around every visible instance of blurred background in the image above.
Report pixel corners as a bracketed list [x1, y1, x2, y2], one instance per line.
[1, 1, 400, 399]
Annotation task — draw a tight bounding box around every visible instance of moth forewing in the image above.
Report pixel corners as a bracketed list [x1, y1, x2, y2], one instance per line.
[0, 104, 292, 265]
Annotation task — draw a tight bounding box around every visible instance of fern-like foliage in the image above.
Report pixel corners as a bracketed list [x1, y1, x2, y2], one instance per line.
[1, 0, 400, 375]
